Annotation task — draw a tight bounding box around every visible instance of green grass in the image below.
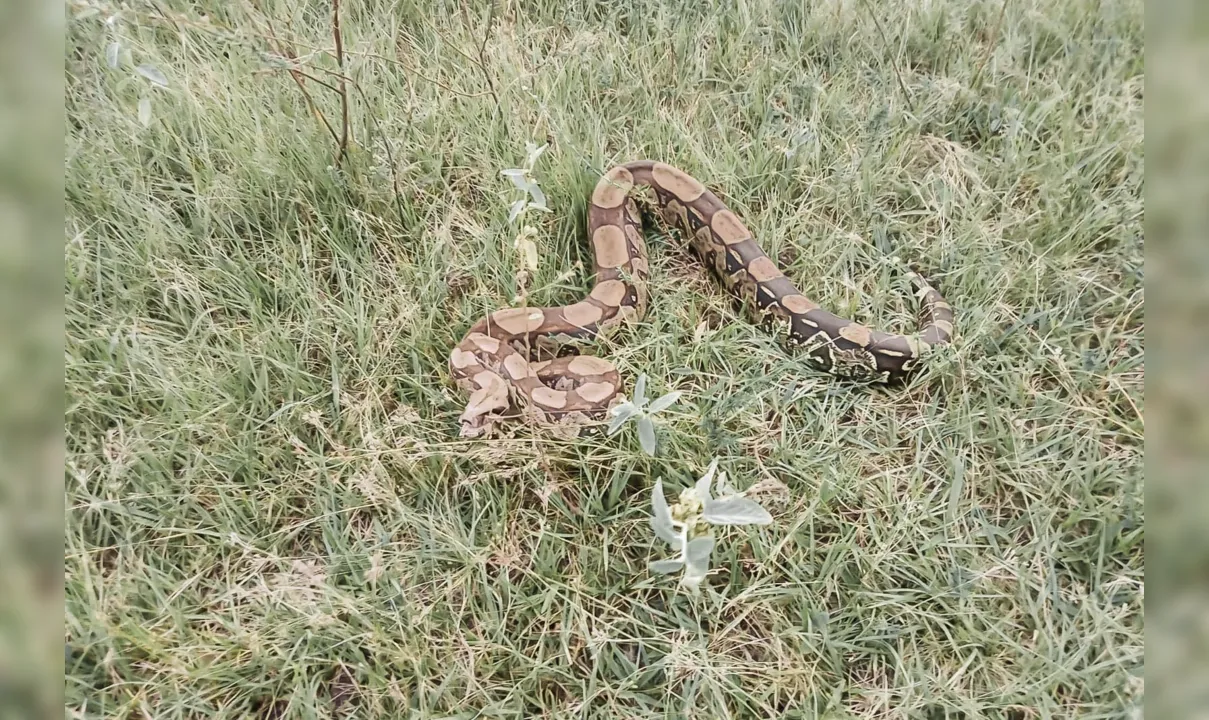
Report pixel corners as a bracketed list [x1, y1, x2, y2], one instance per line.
[64, 0, 1144, 717]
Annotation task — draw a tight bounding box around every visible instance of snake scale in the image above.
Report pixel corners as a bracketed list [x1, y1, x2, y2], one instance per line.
[450, 160, 954, 437]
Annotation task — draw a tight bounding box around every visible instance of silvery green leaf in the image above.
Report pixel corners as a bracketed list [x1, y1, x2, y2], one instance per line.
[525, 142, 548, 168]
[649, 558, 684, 574]
[501, 169, 530, 192]
[527, 183, 547, 209]
[680, 536, 715, 586]
[695, 458, 719, 503]
[508, 198, 527, 223]
[715, 471, 739, 498]
[632, 374, 647, 407]
[702, 496, 773, 526]
[648, 390, 681, 415]
[650, 480, 679, 545]
[501, 169, 527, 184]
[135, 64, 168, 87]
[607, 402, 637, 435]
[637, 414, 657, 455]
[137, 96, 152, 127]
[685, 535, 715, 566]
[510, 176, 546, 208]
[106, 42, 121, 69]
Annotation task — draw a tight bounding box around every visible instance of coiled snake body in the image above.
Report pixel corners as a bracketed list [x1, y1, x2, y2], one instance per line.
[450, 160, 954, 437]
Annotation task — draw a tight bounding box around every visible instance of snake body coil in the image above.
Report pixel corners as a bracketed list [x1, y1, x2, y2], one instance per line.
[450, 160, 954, 437]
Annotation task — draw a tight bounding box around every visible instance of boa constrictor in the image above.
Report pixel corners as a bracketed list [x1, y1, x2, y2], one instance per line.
[449, 160, 954, 438]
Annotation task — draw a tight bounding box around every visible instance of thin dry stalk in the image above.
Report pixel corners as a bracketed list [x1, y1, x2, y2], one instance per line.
[331, 0, 352, 166]
[460, 1, 502, 116]
[257, 11, 341, 147]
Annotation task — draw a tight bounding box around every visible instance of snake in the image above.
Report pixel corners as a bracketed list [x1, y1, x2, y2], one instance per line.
[449, 160, 954, 437]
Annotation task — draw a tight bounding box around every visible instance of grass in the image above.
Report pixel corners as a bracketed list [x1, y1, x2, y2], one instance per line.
[64, 0, 1143, 717]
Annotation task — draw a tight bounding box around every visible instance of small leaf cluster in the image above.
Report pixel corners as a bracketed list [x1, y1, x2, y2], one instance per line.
[502, 143, 550, 219]
[500, 142, 551, 275]
[649, 458, 773, 592]
[96, 11, 170, 127]
[607, 374, 681, 456]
